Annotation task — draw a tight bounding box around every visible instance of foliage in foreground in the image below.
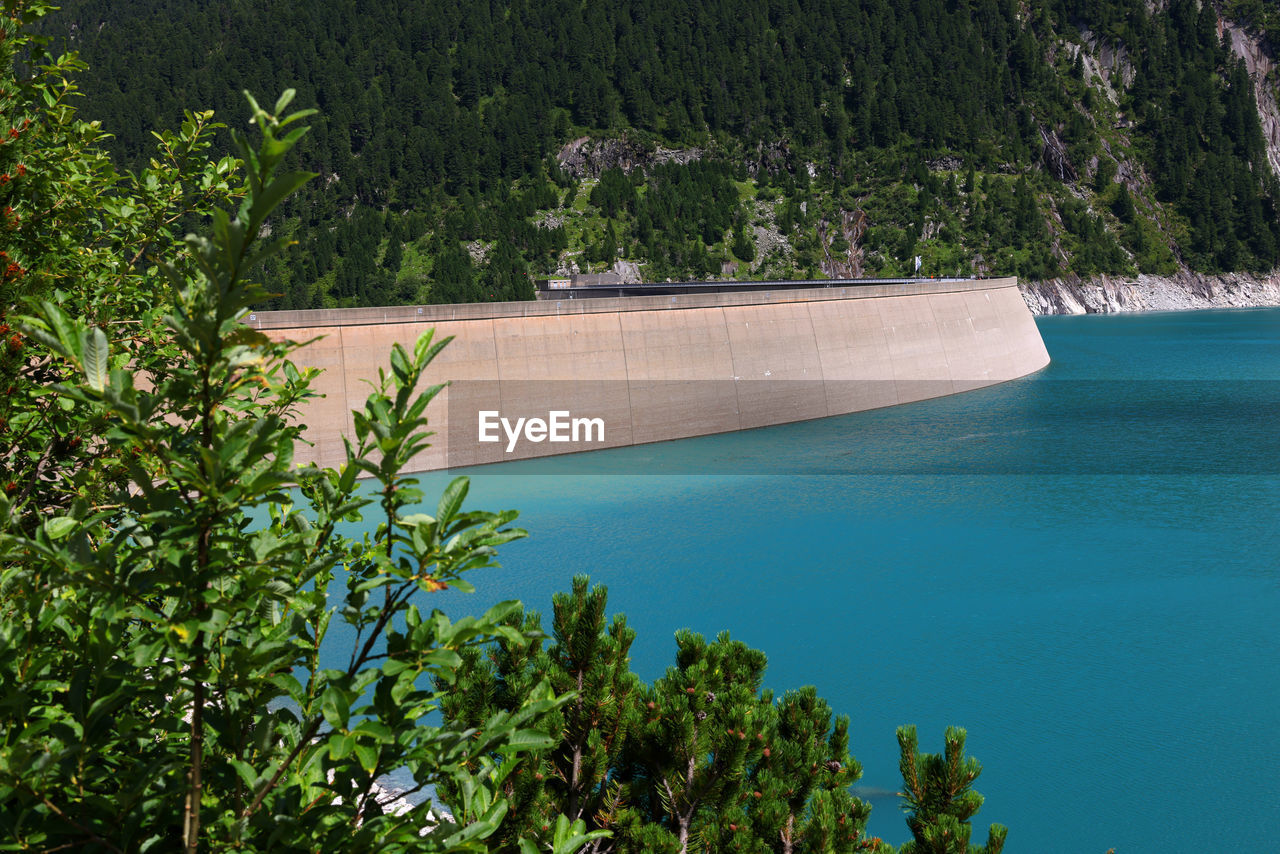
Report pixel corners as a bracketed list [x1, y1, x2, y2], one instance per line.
[0, 51, 592, 852]
[2, 10, 1010, 849]
[2, 0, 242, 520]
[441, 577, 1006, 854]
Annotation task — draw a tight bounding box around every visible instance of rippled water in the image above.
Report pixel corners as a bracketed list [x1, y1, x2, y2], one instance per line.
[337, 307, 1280, 852]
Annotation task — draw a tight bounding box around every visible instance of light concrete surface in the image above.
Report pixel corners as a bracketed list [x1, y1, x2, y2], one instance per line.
[257, 278, 1050, 472]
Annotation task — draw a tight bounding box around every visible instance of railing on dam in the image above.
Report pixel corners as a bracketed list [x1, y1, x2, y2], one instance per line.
[246, 277, 1019, 330]
[537, 275, 975, 299]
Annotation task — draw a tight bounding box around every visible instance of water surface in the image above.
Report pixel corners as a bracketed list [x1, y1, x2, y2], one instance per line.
[344, 308, 1280, 852]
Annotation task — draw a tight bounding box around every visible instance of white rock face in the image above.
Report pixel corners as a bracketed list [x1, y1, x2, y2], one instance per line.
[612, 260, 643, 283]
[1021, 271, 1280, 314]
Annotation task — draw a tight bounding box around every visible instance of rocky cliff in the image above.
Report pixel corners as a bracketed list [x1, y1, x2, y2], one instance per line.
[556, 136, 702, 180]
[1223, 19, 1280, 179]
[1021, 271, 1280, 314]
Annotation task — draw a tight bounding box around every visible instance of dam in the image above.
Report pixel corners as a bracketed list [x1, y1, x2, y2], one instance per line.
[247, 277, 1049, 472]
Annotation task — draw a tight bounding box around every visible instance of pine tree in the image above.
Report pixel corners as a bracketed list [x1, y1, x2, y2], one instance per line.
[897, 726, 1007, 854]
[440, 577, 641, 852]
[732, 226, 757, 263]
[737, 686, 875, 854]
[626, 629, 772, 852]
[440, 578, 884, 854]
[1112, 183, 1136, 222]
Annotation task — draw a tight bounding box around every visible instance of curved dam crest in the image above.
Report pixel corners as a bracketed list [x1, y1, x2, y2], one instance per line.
[249, 277, 1049, 472]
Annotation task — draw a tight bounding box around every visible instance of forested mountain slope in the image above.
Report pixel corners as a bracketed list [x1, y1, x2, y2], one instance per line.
[42, 0, 1280, 308]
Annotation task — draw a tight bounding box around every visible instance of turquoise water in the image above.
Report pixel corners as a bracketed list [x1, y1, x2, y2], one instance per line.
[342, 308, 1280, 852]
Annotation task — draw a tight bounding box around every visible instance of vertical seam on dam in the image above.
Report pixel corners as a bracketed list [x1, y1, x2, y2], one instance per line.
[720, 306, 744, 430]
[617, 310, 637, 447]
[337, 327, 352, 444]
[804, 301, 832, 417]
[924, 294, 955, 394]
[490, 319, 503, 437]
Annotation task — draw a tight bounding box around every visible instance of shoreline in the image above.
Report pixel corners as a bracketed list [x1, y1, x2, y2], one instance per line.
[1021, 270, 1280, 315]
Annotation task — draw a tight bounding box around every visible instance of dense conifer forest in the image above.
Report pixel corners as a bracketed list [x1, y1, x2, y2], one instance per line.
[42, 0, 1280, 307]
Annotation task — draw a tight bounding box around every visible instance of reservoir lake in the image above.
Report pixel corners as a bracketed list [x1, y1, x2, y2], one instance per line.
[336, 307, 1279, 852]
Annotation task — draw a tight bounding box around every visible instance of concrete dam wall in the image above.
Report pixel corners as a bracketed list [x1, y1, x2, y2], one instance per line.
[249, 277, 1050, 472]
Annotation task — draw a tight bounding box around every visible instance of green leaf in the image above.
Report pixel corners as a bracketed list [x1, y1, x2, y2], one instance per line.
[273, 88, 297, 115]
[389, 343, 412, 383]
[44, 517, 77, 539]
[266, 673, 306, 704]
[329, 731, 356, 760]
[321, 686, 350, 730]
[437, 477, 469, 523]
[353, 742, 378, 774]
[354, 719, 394, 743]
[229, 758, 260, 790]
[504, 729, 557, 750]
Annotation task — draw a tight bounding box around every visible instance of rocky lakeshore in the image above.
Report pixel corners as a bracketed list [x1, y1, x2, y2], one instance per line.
[1021, 270, 1280, 314]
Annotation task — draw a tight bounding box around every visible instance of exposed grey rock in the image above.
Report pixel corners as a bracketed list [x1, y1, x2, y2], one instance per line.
[818, 209, 868, 279]
[1040, 126, 1077, 182]
[745, 138, 793, 178]
[1021, 270, 1280, 314]
[552, 256, 582, 277]
[535, 210, 564, 230]
[1078, 28, 1136, 89]
[1064, 39, 1123, 104]
[747, 199, 792, 274]
[612, 260, 643, 284]
[555, 136, 701, 180]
